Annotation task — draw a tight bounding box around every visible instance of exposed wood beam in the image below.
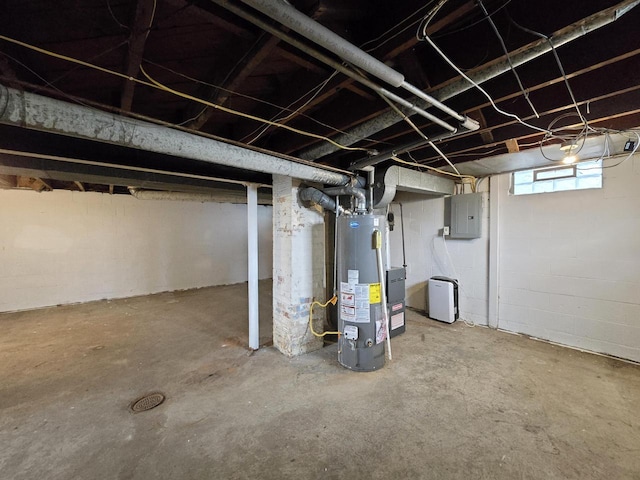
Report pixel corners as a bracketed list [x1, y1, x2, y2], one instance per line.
[471, 108, 494, 144]
[505, 139, 520, 153]
[0, 174, 17, 188]
[251, 3, 473, 149]
[120, 0, 156, 111]
[314, 48, 640, 150]
[274, 47, 375, 100]
[0, 54, 19, 83]
[275, 46, 325, 73]
[74, 181, 85, 192]
[17, 177, 52, 192]
[188, 32, 282, 130]
[380, 1, 476, 60]
[163, 0, 254, 40]
[411, 88, 640, 164]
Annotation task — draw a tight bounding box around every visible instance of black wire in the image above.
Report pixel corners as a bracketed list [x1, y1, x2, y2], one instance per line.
[399, 203, 407, 270]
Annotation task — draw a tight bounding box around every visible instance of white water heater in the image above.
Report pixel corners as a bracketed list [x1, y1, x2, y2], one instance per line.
[428, 276, 459, 323]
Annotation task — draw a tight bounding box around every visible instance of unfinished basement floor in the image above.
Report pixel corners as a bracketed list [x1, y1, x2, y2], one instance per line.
[1, 281, 639, 480]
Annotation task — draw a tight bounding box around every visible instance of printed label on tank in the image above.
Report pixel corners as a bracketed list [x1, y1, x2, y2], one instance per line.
[354, 284, 370, 323]
[341, 282, 354, 294]
[341, 305, 356, 320]
[375, 319, 386, 344]
[391, 312, 405, 330]
[341, 292, 355, 307]
[369, 283, 381, 304]
[391, 303, 403, 312]
[373, 218, 379, 226]
[349, 221, 359, 228]
[347, 270, 359, 285]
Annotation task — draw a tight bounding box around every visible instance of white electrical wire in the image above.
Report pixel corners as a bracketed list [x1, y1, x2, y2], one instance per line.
[245, 70, 339, 145]
[440, 235, 476, 328]
[360, 0, 440, 52]
[421, 35, 551, 135]
[378, 92, 464, 176]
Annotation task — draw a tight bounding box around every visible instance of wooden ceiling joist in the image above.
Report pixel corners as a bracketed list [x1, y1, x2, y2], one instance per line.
[120, 0, 156, 111]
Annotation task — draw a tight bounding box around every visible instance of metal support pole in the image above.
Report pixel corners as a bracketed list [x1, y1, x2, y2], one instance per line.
[247, 184, 260, 350]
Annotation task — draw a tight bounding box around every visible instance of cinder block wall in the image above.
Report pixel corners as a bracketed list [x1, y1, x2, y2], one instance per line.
[388, 188, 490, 326]
[496, 155, 640, 362]
[0, 190, 273, 312]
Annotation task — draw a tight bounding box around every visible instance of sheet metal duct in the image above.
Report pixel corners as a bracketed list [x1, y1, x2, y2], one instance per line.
[0, 85, 351, 186]
[373, 166, 455, 208]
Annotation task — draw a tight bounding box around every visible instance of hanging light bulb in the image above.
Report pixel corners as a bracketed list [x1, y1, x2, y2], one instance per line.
[559, 138, 579, 164]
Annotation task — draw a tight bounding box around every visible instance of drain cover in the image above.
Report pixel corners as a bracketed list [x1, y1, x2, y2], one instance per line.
[131, 393, 165, 413]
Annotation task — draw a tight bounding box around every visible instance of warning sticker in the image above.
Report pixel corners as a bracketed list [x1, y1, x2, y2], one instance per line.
[375, 319, 387, 344]
[347, 270, 359, 285]
[369, 283, 381, 304]
[341, 292, 355, 307]
[341, 305, 356, 320]
[391, 312, 405, 330]
[353, 284, 370, 323]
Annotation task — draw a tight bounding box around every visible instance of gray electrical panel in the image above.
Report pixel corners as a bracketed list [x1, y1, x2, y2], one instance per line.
[445, 193, 482, 239]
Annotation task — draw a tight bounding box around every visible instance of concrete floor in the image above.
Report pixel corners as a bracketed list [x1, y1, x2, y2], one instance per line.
[1, 281, 639, 480]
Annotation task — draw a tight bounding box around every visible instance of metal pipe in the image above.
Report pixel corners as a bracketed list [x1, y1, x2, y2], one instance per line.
[323, 186, 367, 213]
[247, 184, 260, 350]
[239, 0, 470, 127]
[240, 0, 404, 87]
[299, 186, 344, 213]
[373, 229, 392, 360]
[211, 0, 456, 132]
[300, 0, 640, 161]
[350, 131, 459, 171]
[0, 85, 350, 186]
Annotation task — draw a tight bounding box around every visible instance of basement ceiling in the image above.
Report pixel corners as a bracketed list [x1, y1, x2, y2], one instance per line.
[0, 0, 639, 192]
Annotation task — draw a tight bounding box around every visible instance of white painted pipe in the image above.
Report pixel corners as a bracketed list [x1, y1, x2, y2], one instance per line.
[247, 184, 260, 350]
[374, 229, 392, 360]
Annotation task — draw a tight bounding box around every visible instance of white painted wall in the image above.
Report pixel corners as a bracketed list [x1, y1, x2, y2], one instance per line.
[496, 155, 640, 362]
[0, 189, 273, 312]
[388, 186, 489, 326]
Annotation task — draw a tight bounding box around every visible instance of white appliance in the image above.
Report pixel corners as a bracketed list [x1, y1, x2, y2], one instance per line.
[428, 276, 459, 324]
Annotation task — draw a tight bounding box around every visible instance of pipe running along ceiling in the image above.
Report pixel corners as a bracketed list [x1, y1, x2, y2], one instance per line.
[0, 0, 639, 193]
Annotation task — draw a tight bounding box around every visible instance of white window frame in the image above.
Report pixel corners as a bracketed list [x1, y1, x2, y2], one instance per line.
[511, 160, 602, 196]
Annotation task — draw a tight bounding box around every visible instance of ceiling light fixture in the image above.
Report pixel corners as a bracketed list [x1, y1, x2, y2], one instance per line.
[559, 139, 580, 163]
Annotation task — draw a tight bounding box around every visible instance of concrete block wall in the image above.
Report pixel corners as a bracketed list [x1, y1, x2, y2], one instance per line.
[272, 176, 325, 356]
[0, 189, 273, 312]
[388, 188, 489, 325]
[496, 155, 640, 362]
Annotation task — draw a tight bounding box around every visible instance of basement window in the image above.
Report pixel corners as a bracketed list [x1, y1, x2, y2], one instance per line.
[512, 160, 602, 195]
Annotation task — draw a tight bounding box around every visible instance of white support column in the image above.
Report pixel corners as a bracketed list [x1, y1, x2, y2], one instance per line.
[247, 183, 260, 350]
[272, 175, 325, 356]
[488, 175, 500, 329]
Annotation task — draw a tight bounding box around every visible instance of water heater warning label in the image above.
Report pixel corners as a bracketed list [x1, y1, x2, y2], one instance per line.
[369, 283, 381, 303]
[340, 282, 370, 323]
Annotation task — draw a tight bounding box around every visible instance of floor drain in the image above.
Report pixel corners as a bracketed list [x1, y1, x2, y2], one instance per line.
[131, 393, 165, 413]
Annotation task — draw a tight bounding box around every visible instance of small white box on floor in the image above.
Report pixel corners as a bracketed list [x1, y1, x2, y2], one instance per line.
[428, 276, 459, 323]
